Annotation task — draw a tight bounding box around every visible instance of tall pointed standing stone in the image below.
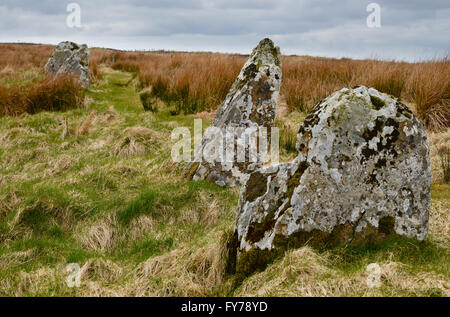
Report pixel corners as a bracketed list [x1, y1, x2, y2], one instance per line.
[185, 38, 282, 187]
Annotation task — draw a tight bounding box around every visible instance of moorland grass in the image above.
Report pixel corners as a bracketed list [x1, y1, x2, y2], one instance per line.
[0, 65, 448, 297]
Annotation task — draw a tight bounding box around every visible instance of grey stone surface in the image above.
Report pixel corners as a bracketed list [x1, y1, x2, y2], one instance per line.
[45, 41, 90, 89]
[184, 38, 282, 187]
[233, 86, 431, 272]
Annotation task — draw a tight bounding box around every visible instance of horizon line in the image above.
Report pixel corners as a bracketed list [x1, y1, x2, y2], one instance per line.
[1, 41, 448, 63]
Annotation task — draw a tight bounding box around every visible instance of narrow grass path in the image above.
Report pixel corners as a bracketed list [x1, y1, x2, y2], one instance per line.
[89, 68, 142, 113]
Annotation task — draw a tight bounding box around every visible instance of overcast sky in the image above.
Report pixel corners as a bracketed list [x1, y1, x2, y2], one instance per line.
[1, 0, 449, 61]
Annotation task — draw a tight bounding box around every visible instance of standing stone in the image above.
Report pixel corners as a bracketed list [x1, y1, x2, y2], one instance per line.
[45, 41, 90, 89]
[232, 86, 431, 274]
[184, 38, 282, 187]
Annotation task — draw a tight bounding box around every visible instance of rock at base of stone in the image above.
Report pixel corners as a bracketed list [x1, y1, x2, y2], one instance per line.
[45, 41, 90, 89]
[232, 86, 431, 274]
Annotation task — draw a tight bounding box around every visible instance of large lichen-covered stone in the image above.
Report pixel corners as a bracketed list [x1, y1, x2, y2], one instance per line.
[233, 86, 431, 274]
[184, 38, 282, 187]
[45, 41, 90, 89]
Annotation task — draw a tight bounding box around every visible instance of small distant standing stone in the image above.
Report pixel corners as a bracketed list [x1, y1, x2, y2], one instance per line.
[45, 41, 90, 89]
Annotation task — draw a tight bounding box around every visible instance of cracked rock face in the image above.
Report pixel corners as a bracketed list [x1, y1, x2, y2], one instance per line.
[233, 86, 431, 273]
[45, 41, 90, 89]
[184, 38, 281, 187]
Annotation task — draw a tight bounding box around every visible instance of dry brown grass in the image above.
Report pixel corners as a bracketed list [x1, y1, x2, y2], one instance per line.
[78, 215, 118, 252]
[80, 258, 123, 284]
[0, 85, 28, 116]
[1, 43, 448, 130]
[0, 43, 53, 70]
[0, 74, 85, 117]
[235, 247, 449, 297]
[0, 44, 108, 119]
[89, 53, 103, 83]
[138, 53, 244, 113]
[130, 238, 228, 296]
[27, 75, 85, 114]
[428, 128, 450, 182]
[429, 200, 450, 245]
[282, 56, 449, 122]
[0, 43, 103, 83]
[99, 48, 449, 130]
[407, 60, 450, 130]
[113, 126, 160, 157]
[77, 111, 96, 136]
[90, 50, 245, 113]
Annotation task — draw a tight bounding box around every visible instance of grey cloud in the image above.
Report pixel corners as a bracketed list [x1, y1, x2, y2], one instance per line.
[0, 0, 448, 61]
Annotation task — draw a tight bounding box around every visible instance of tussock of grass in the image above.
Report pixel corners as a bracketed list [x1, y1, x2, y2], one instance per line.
[0, 74, 85, 117]
[78, 214, 117, 252]
[277, 121, 298, 157]
[140, 91, 158, 112]
[77, 111, 96, 135]
[428, 128, 450, 183]
[130, 237, 229, 296]
[113, 127, 160, 157]
[80, 258, 123, 283]
[441, 151, 450, 183]
[408, 60, 450, 131]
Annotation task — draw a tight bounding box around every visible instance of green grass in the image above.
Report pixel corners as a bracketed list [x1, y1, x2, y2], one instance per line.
[0, 66, 448, 297]
[328, 236, 449, 275]
[431, 183, 450, 200]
